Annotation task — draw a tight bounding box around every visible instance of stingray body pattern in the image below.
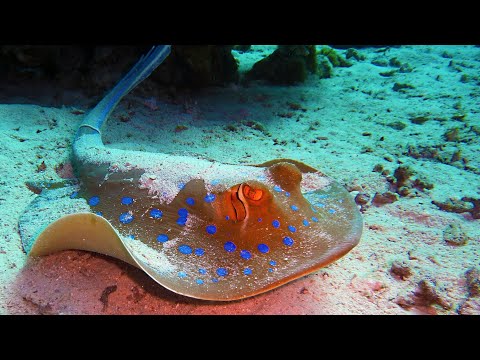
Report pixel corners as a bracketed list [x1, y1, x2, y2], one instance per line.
[19, 45, 363, 301]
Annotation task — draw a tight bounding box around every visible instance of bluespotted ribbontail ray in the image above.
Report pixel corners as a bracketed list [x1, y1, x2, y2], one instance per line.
[19, 45, 363, 301]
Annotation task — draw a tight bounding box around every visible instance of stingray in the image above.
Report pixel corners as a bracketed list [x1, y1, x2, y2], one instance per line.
[19, 45, 363, 301]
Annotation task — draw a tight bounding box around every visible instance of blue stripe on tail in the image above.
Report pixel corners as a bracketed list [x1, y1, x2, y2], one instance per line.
[77, 45, 171, 137]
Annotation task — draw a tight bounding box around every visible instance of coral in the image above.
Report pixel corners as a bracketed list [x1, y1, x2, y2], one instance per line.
[244, 45, 317, 85]
[406, 144, 440, 160]
[152, 45, 239, 88]
[242, 120, 270, 136]
[232, 45, 251, 52]
[319, 47, 352, 67]
[399, 63, 413, 73]
[390, 261, 412, 280]
[354, 193, 370, 206]
[465, 268, 480, 297]
[392, 82, 415, 92]
[379, 70, 397, 77]
[384, 165, 434, 197]
[409, 115, 430, 125]
[393, 166, 414, 188]
[442, 223, 469, 246]
[387, 121, 407, 130]
[389, 57, 402, 67]
[371, 191, 398, 206]
[317, 58, 333, 79]
[432, 197, 480, 219]
[174, 125, 188, 133]
[414, 279, 452, 310]
[371, 58, 389, 67]
[345, 48, 365, 61]
[443, 127, 461, 142]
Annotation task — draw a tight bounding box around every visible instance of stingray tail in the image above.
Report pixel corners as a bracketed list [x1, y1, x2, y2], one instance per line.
[76, 45, 171, 139]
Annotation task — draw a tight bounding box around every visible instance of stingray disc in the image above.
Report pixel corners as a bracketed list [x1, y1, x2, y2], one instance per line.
[21, 160, 362, 301]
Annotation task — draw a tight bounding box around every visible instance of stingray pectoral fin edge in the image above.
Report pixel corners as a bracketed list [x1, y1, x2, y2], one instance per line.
[28, 213, 139, 268]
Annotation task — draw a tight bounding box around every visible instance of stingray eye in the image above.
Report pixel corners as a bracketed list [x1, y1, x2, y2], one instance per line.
[242, 185, 263, 201]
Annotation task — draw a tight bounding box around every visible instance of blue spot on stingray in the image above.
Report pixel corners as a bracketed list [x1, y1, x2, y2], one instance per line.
[225, 215, 230, 220]
[285, 191, 290, 197]
[212, 278, 219, 283]
[317, 203, 326, 208]
[127, 235, 135, 240]
[268, 268, 274, 273]
[194, 248, 205, 256]
[95, 211, 103, 216]
[199, 268, 207, 275]
[257, 218, 262, 222]
[196, 279, 204, 285]
[273, 185, 282, 192]
[156, 234, 168, 243]
[121, 196, 133, 205]
[186, 197, 195, 206]
[119, 212, 134, 224]
[272, 219, 280, 228]
[224, 241, 236, 252]
[178, 245, 192, 254]
[70, 191, 78, 199]
[311, 216, 319, 222]
[210, 179, 220, 186]
[204, 193, 216, 203]
[244, 268, 252, 275]
[303, 219, 310, 226]
[240, 250, 252, 260]
[288, 225, 297, 233]
[177, 208, 188, 217]
[257, 244, 270, 253]
[216, 268, 228, 277]
[291, 205, 299, 211]
[178, 182, 185, 190]
[311, 206, 318, 213]
[328, 209, 336, 214]
[178, 271, 187, 278]
[269, 260, 277, 266]
[150, 208, 163, 219]
[206, 225, 217, 234]
[88, 196, 100, 206]
[176, 217, 187, 226]
[283, 237, 294, 246]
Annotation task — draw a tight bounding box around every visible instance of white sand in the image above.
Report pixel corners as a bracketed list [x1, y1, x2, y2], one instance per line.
[0, 45, 478, 314]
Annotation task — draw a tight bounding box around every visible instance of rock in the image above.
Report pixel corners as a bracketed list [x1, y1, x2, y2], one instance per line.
[443, 223, 469, 246]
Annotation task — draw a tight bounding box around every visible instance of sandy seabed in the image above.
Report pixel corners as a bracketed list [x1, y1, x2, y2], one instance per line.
[0, 45, 478, 315]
